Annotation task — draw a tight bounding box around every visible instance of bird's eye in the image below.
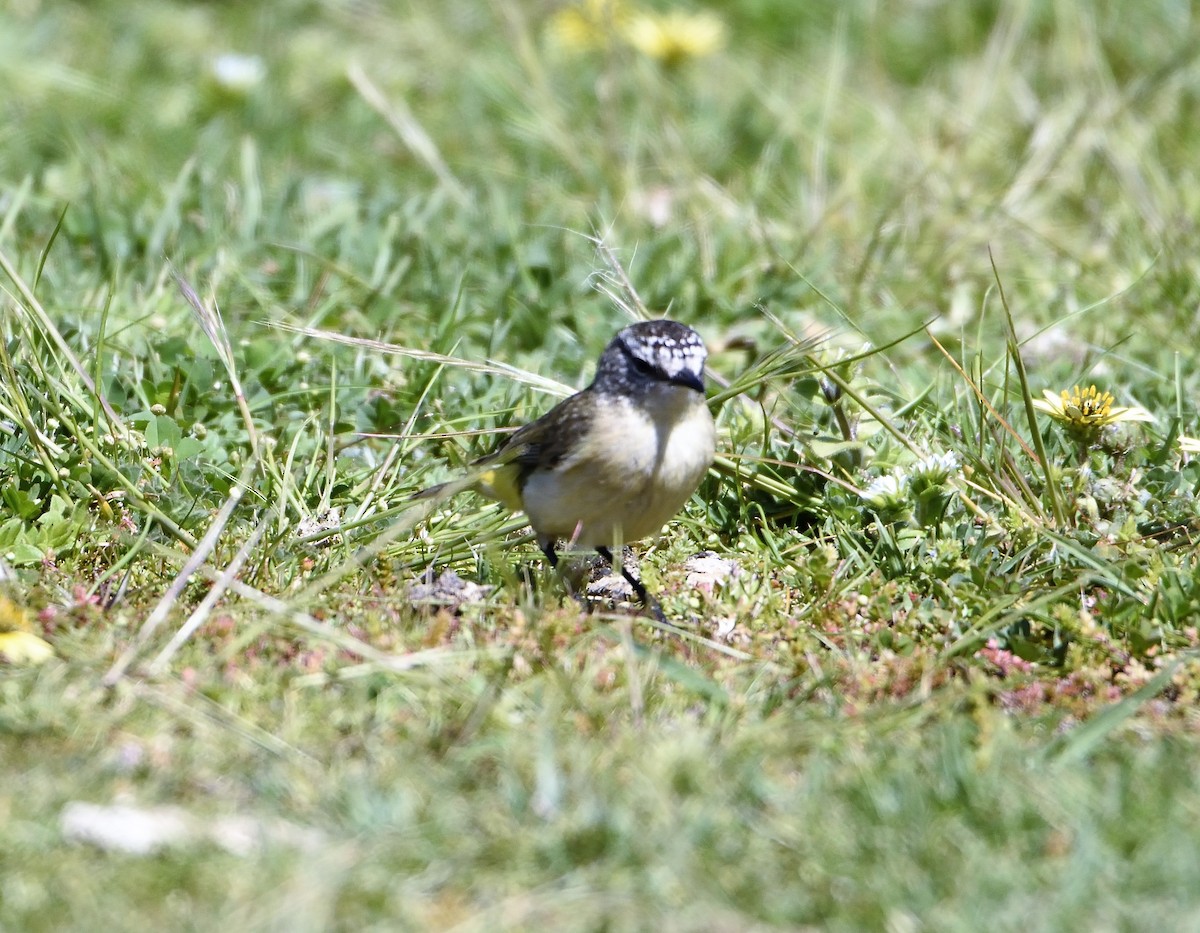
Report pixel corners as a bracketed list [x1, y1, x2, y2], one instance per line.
[630, 354, 657, 377]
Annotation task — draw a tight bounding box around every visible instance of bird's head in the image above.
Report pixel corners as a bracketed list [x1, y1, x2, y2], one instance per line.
[593, 320, 708, 396]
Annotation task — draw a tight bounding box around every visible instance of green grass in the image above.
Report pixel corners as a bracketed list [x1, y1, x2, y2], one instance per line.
[5, 0, 1200, 928]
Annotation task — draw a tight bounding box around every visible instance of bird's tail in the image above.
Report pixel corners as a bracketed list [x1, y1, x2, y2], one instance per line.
[410, 474, 475, 503]
[409, 463, 522, 512]
[410, 481, 450, 501]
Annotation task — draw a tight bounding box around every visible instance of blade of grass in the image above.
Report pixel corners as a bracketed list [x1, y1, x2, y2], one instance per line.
[989, 248, 1067, 527]
[103, 462, 255, 686]
[347, 62, 469, 206]
[0, 245, 122, 424]
[146, 508, 272, 677]
[33, 203, 68, 292]
[271, 322, 574, 398]
[1043, 657, 1185, 766]
[173, 269, 260, 456]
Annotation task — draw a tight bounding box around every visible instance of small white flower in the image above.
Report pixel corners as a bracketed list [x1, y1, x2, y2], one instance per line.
[210, 53, 266, 93]
[861, 473, 908, 510]
[912, 451, 960, 484]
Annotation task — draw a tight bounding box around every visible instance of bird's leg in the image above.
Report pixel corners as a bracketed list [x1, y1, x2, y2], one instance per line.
[538, 538, 560, 571]
[539, 537, 592, 612]
[597, 546, 667, 624]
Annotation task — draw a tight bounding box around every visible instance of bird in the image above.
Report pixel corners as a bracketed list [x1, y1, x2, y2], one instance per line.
[415, 319, 716, 621]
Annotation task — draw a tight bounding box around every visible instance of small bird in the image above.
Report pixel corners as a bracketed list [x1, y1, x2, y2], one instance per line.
[417, 320, 716, 621]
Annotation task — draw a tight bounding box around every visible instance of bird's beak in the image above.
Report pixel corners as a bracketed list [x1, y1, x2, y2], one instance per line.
[671, 370, 706, 394]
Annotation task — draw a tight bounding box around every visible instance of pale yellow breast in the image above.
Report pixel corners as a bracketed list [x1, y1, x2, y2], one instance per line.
[520, 387, 715, 548]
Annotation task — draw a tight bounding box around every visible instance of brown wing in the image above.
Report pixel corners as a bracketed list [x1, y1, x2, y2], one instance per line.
[472, 389, 596, 486]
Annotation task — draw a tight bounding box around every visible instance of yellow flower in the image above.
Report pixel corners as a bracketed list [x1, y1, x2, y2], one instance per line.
[0, 595, 53, 665]
[0, 630, 54, 665]
[548, 0, 631, 52]
[622, 9, 725, 66]
[1032, 385, 1153, 432]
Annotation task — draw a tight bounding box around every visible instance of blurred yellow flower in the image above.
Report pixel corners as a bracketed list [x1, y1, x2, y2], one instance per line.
[0, 630, 54, 665]
[623, 9, 726, 66]
[549, 0, 630, 51]
[0, 595, 53, 665]
[1031, 385, 1153, 431]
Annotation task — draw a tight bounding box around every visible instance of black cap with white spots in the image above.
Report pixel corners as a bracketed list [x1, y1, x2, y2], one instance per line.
[593, 320, 708, 396]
